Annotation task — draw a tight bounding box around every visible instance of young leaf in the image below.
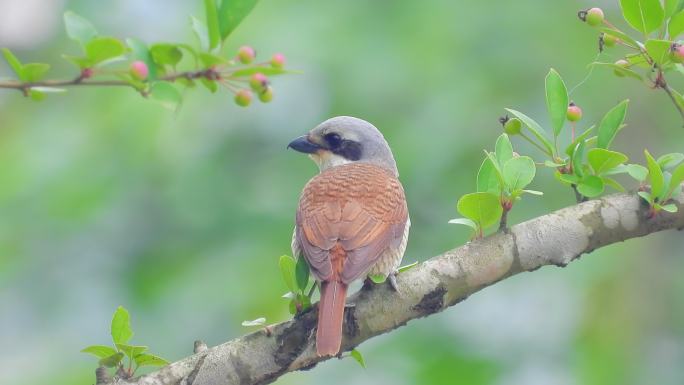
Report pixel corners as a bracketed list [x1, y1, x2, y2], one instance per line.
[190, 16, 210, 52]
[22, 63, 50, 82]
[657, 153, 684, 169]
[295, 256, 309, 293]
[116, 344, 147, 359]
[64, 11, 98, 46]
[350, 349, 366, 368]
[545, 68, 568, 137]
[81, 345, 118, 359]
[504, 108, 554, 156]
[397, 261, 419, 273]
[150, 83, 182, 110]
[448, 217, 478, 229]
[86, 37, 126, 65]
[638, 191, 653, 204]
[670, 10, 684, 38]
[282, 291, 295, 299]
[230, 66, 289, 77]
[565, 126, 594, 157]
[503, 156, 536, 190]
[587, 148, 628, 175]
[588, 62, 644, 80]
[661, 203, 678, 212]
[483, 152, 505, 190]
[456, 192, 502, 230]
[368, 274, 386, 284]
[597, 100, 628, 149]
[204, 0, 221, 50]
[599, 27, 640, 48]
[602, 176, 625, 192]
[665, 163, 684, 198]
[241, 317, 266, 326]
[2, 48, 23, 77]
[477, 155, 501, 194]
[111, 306, 133, 345]
[664, 0, 682, 17]
[619, 0, 664, 35]
[494, 134, 514, 165]
[645, 39, 672, 65]
[645, 149, 665, 199]
[150, 44, 183, 67]
[278, 255, 297, 293]
[572, 140, 587, 178]
[625, 163, 649, 181]
[134, 353, 169, 368]
[218, 0, 259, 40]
[99, 352, 124, 368]
[577, 175, 605, 198]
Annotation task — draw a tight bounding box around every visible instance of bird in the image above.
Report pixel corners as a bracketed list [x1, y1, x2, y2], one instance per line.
[288, 116, 410, 357]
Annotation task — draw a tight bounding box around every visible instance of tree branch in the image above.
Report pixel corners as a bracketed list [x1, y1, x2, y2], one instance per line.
[113, 190, 684, 385]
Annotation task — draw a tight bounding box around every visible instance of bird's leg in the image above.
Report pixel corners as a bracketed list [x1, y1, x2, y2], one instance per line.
[388, 271, 400, 293]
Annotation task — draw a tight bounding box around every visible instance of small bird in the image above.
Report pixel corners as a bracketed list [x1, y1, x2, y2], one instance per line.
[288, 116, 410, 356]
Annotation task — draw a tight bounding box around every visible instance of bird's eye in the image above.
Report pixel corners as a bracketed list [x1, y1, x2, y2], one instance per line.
[324, 133, 342, 148]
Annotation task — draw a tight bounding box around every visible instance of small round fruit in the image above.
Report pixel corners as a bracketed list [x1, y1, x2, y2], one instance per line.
[130, 61, 149, 80]
[503, 117, 522, 135]
[234, 89, 252, 107]
[237, 46, 256, 64]
[258, 87, 274, 103]
[270, 53, 285, 69]
[602, 33, 619, 47]
[566, 103, 582, 122]
[672, 44, 684, 63]
[586, 8, 604, 26]
[614, 59, 629, 77]
[249, 73, 268, 91]
[81, 67, 94, 79]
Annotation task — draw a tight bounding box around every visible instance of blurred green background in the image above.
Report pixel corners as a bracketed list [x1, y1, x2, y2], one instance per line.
[1, 1, 683, 384]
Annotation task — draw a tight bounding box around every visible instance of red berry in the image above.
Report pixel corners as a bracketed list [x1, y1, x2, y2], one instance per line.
[270, 53, 285, 69]
[130, 61, 149, 80]
[234, 89, 252, 107]
[81, 68, 94, 79]
[258, 87, 274, 103]
[586, 8, 604, 26]
[237, 46, 256, 64]
[673, 44, 684, 62]
[566, 103, 582, 122]
[249, 73, 268, 91]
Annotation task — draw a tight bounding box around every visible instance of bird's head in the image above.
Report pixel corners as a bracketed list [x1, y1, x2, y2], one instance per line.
[288, 116, 398, 176]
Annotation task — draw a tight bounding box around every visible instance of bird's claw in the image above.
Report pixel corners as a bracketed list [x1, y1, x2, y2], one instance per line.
[388, 271, 400, 293]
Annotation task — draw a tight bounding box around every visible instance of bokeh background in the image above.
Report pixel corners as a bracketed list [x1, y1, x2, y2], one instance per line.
[1, 1, 683, 384]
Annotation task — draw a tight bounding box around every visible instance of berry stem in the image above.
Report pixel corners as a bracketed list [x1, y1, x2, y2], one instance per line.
[519, 132, 553, 158]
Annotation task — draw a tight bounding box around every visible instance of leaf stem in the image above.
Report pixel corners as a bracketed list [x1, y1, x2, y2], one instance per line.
[519, 132, 553, 158]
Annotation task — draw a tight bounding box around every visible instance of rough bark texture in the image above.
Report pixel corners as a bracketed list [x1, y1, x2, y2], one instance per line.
[114, 191, 684, 385]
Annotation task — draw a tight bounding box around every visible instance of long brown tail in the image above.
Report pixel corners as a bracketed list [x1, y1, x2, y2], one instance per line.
[316, 280, 348, 356]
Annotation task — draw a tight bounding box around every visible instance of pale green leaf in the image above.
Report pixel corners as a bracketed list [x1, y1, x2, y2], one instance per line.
[350, 349, 366, 368]
[111, 306, 133, 345]
[295, 256, 309, 293]
[670, 10, 684, 37]
[503, 156, 536, 190]
[545, 68, 568, 137]
[204, 0, 221, 50]
[218, 0, 259, 39]
[241, 317, 266, 326]
[619, 0, 664, 34]
[278, 255, 297, 293]
[81, 345, 118, 359]
[577, 175, 605, 197]
[116, 344, 147, 360]
[645, 149, 665, 199]
[657, 153, 684, 169]
[504, 108, 554, 155]
[64, 11, 98, 46]
[150, 83, 182, 110]
[134, 353, 169, 367]
[456, 192, 502, 230]
[448, 218, 478, 229]
[99, 352, 124, 368]
[85, 37, 126, 65]
[660, 203, 678, 212]
[645, 39, 673, 65]
[587, 148, 629, 175]
[398, 261, 419, 273]
[597, 100, 629, 149]
[494, 134, 513, 165]
[638, 190, 653, 203]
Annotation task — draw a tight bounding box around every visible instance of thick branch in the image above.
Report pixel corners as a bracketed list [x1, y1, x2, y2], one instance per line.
[115, 191, 684, 385]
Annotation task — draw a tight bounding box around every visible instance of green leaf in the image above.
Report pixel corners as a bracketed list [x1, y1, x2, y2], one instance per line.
[565, 126, 595, 157]
[588, 62, 644, 80]
[116, 344, 147, 360]
[368, 274, 386, 284]
[625, 163, 649, 181]
[350, 349, 366, 368]
[645, 149, 665, 199]
[134, 353, 169, 368]
[665, 0, 682, 17]
[230, 66, 290, 77]
[397, 261, 419, 273]
[150, 44, 183, 67]
[477, 155, 502, 193]
[2, 48, 23, 78]
[218, 0, 259, 40]
[554, 170, 580, 185]
[190, 16, 210, 52]
[199, 52, 228, 67]
[86, 37, 126, 65]
[99, 352, 124, 368]
[81, 345, 118, 359]
[29, 90, 45, 101]
[494, 134, 513, 166]
[544, 160, 566, 168]
[503, 156, 536, 190]
[638, 191, 653, 203]
[278, 255, 297, 293]
[127, 38, 158, 80]
[645, 39, 672, 65]
[587, 148, 629, 175]
[572, 140, 587, 178]
[670, 10, 684, 38]
[602, 176, 626, 192]
[661, 203, 678, 212]
[241, 317, 266, 326]
[577, 175, 605, 197]
[204, 0, 221, 50]
[63, 11, 98, 46]
[504, 109, 554, 156]
[62, 54, 92, 69]
[111, 306, 133, 345]
[657, 153, 684, 169]
[295, 256, 309, 293]
[448, 218, 478, 229]
[456, 192, 502, 230]
[150, 83, 182, 110]
[22, 63, 50, 82]
[597, 100, 629, 149]
[619, 0, 664, 35]
[666, 162, 684, 198]
[200, 78, 218, 93]
[599, 27, 640, 48]
[544, 68, 568, 137]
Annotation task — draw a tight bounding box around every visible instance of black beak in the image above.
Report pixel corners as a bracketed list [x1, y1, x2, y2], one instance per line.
[287, 135, 322, 154]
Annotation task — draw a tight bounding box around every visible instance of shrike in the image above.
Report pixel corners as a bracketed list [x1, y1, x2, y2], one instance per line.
[288, 116, 410, 356]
